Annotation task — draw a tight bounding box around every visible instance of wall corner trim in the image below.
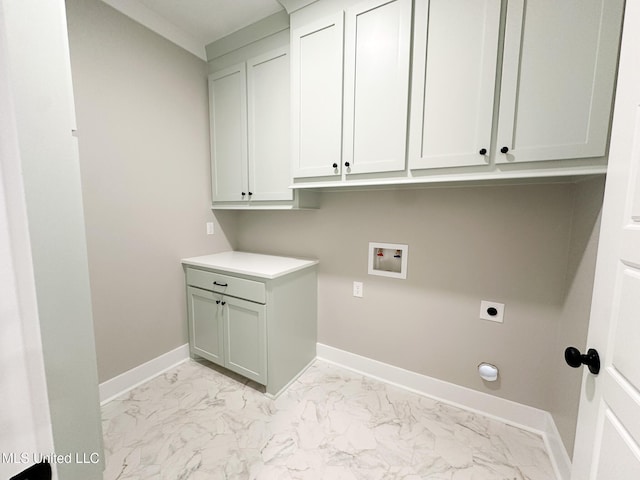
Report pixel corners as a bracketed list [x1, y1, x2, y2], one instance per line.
[99, 344, 190, 405]
[316, 343, 572, 480]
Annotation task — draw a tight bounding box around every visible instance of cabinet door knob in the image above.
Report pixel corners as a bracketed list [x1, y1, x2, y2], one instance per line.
[479, 148, 487, 155]
[221, 301, 226, 306]
[345, 162, 350, 167]
[241, 191, 246, 196]
[564, 346, 600, 375]
[500, 146, 509, 154]
[248, 192, 253, 196]
[332, 163, 338, 168]
[215, 300, 220, 305]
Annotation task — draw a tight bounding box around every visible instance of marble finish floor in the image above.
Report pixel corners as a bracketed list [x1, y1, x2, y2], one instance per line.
[102, 359, 557, 479]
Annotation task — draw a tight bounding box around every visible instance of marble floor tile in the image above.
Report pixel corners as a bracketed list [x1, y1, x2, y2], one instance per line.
[102, 360, 557, 480]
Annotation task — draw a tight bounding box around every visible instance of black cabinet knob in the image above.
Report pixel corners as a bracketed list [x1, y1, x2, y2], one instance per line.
[345, 162, 350, 167]
[215, 300, 220, 305]
[500, 146, 509, 154]
[332, 163, 338, 168]
[564, 346, 600, 375]
[241, 191, 246, 196]
[479, 148, 487, 155]
[221, 301, 226, 306]
[248, 192, 253, 196]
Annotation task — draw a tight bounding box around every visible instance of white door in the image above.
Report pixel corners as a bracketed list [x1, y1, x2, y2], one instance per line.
[342, 0, 411, 175]
[209, 63, 248, 202]
[496, 0, 623, 164]
[291, 13, 344, 179]
[408, 0, 500, 170]
[571, 2, 640, 478]
[247, 46, 293, 201]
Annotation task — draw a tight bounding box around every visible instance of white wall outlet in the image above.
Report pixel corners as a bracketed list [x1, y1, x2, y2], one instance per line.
[353, 281, 363, 298]
[480, 300, 505, 323]
[206, 222, 214, 235]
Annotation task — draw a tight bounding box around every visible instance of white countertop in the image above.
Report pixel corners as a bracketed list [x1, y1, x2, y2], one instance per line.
[181, 251, 318, 279]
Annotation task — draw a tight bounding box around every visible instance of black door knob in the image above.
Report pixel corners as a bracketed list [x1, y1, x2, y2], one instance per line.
[500, 146, 509, 154]
[332, 163, 338, 168]
[345, 162, 350, 167]
[564, 346, 600, 375]
[241, 192, 246, 196]
[479, 148, 487, 155]
[248, 192, 253, 196]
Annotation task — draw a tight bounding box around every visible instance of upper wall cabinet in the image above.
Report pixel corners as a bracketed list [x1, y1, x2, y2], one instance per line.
[291, 13, 344, 178]
[408, 0, 624, 171]
[408, 0, 501, 169]
[495, 0, 624, 164]
[209, 46, 293, 204]
[209, 63, 248, 202]
[292, 0, 412, 179]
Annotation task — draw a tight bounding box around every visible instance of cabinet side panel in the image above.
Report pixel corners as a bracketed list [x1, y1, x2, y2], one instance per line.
[267, 267, 318, 396]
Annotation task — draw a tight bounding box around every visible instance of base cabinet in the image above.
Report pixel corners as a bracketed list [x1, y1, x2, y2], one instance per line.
[183, 253, 318, 397]
[187, 286, 267, 384]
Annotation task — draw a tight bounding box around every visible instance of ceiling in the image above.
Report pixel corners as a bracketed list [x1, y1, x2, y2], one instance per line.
[101, 0, 285, 59]
[136, 0, 284, 44]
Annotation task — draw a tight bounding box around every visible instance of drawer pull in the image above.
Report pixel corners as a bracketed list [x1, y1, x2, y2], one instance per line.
[213, 281, 228, 287]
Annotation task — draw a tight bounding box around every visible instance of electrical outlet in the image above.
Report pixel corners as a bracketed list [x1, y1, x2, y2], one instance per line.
[353, 281, 363, 298]
[206, 222, 214, 235]
[480, 300, 505, 323]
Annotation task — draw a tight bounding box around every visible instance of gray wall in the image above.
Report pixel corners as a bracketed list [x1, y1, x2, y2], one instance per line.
[551, 178, 604, 457]
[236, 181, 602, 452]
[66, 0, 236, 383]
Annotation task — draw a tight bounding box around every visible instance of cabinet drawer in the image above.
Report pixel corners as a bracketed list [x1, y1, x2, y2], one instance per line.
[186, 268, 266, 304]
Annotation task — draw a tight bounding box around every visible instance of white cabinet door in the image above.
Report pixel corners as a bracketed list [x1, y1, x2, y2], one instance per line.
[247, 46, 293, 201]
[496, 0, 624, 164]
[209, 63, 248, 201]
[187, 287, 224, 366]
[408, 0, 500, 169]
[292, 13, 345, 179]
[343, 0, 411, 175]
[223, 296, 267, 385]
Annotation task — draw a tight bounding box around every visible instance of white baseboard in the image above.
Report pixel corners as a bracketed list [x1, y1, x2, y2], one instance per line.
[316, 343, 571, 480]
[99, 344, 190, 405]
